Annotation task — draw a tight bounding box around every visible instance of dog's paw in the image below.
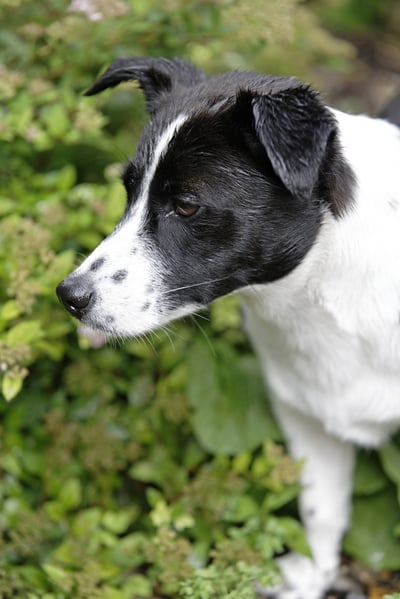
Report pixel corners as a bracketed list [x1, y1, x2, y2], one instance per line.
[256, 552, 336, 599]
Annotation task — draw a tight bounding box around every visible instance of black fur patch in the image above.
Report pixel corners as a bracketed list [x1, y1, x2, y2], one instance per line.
[141, 107, 322, 309]
[90, 258, 105, 272]
[111, 269, 128, 282]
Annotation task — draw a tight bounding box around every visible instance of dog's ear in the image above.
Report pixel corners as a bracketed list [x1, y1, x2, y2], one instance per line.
[85, 56, 206, 115]
[237, 85, 337, 201]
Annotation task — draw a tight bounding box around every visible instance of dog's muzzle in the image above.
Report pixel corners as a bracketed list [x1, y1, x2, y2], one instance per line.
[56, 275, 94, 320]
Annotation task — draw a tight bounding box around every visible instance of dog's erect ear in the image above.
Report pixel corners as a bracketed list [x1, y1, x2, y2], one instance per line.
[237, 85, 337, 201]
[85, 56, 206, 115]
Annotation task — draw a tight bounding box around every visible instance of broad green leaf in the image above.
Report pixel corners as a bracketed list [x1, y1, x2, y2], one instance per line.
[72, 507, 102, 536]
[36, 340, 65, 360]
[56, 164, 76, 191]
[18, 565, 47, 588]
[379, 442, 400, 484]
[344, 487, 400, 570]
[102, 590, 126, 599]
[187, 338, 279, 454]
[59, 478, 82, 510]
[0, 300, 21, 322]
[53, 539, 78, 565]
[273, 516, 311, 557]
[1, 452, 22, 476]
[45, 500, 66, 522]
[353, 450, 388, 495]
[0, 196, 14, 216]
[102, 507, 139, 534]
[122, 574, 152, 597]
[42, 563, 69, 585]
[6, 320, 42, 346]
[223, 494, 259, 522]
[41, 104, 70, 137]
[41, 249, 75, 286]
[263, 484, 301, 512]
[2, 374, 23, 401]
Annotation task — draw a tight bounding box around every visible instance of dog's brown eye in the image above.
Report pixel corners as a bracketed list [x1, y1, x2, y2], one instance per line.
[175, 201, 199, 218]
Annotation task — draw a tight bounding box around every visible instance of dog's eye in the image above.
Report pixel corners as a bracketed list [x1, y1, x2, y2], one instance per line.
[174, 200, 199, 218]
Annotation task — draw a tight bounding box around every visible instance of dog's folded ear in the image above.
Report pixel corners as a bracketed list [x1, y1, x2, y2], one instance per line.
[237, 86, 338, 203]
[85, 56, 206, 115]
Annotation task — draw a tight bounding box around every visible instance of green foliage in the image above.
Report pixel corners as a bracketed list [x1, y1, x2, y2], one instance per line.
[311, 0, 400, 36]
[343, 443, 400, 570]
[1, 0, 400, 597]
[187, 336, 280, 454]
[0, 348, 306, 597]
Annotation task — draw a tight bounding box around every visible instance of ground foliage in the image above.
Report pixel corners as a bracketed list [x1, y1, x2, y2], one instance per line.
[1, 1, 400, 597]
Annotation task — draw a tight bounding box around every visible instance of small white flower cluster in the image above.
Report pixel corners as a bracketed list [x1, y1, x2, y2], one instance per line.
[68, 0, 128, 21]
[68, 0, 104, 22]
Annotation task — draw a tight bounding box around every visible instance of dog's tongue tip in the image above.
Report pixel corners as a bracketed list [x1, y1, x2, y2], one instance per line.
[78, 325, 108, 348]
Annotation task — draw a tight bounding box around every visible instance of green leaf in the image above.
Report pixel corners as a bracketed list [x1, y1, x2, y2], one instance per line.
[122, 574, 152, 597]
[379, 441, 400, 485]
[41, 104, 70, 138]
[6, 320, 42, 346]
[18, 565, 47, 588]
[42, 249, 75, 286]
[0, 196, 15, 216]
[353, 450, 388, 495]
[344, 487, 400, 570]
[42, 563, 69, 585]
[2, 374, 23, 401]
[59, 478, 82, 510]
[102, 507, 138, 534]
[0, 300, 21, 322]
[274, 516, 311, 556]
[263, 484, 300, 512]
[56, 164, 76, 191]
[72, 507, 102, 536]
[187, 338, 279, 454]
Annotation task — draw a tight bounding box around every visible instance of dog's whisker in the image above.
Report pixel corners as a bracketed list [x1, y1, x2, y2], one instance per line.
[160, 325, 176, 352]
[143, 332, 158, 355]
[161, 275, 230, 296]
[190, 315, 216, 357]
[191, 311, 210, 322]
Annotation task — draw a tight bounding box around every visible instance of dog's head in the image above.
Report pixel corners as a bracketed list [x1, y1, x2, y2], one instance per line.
[57, 57, 353, 337]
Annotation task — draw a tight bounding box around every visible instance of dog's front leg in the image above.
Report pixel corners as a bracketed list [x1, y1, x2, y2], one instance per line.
[266, 402, 355, 599]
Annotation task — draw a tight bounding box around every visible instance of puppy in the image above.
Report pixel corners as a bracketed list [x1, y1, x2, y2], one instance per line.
[57, 57, 400, 599]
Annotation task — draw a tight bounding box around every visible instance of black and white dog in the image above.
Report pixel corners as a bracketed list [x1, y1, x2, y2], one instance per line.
[57, 57, 400, 599]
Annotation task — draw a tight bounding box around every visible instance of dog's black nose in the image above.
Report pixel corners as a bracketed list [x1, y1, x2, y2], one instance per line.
[56, 277, 94, 319]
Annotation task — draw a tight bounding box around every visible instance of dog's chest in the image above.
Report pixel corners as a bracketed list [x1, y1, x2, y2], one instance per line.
[241, 288, 400, 446]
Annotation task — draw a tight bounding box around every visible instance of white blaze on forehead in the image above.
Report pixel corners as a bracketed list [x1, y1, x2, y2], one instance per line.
[131, 113, 188, 221]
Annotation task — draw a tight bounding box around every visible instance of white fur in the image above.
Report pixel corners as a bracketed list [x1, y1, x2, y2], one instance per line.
[239, 110, 400, 597]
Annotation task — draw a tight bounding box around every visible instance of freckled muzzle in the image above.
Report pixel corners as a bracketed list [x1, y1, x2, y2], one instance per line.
[56, 274, 95, 320]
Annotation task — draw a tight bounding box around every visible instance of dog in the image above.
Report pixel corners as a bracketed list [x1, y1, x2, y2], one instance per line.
[56, 57, 400, 599]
